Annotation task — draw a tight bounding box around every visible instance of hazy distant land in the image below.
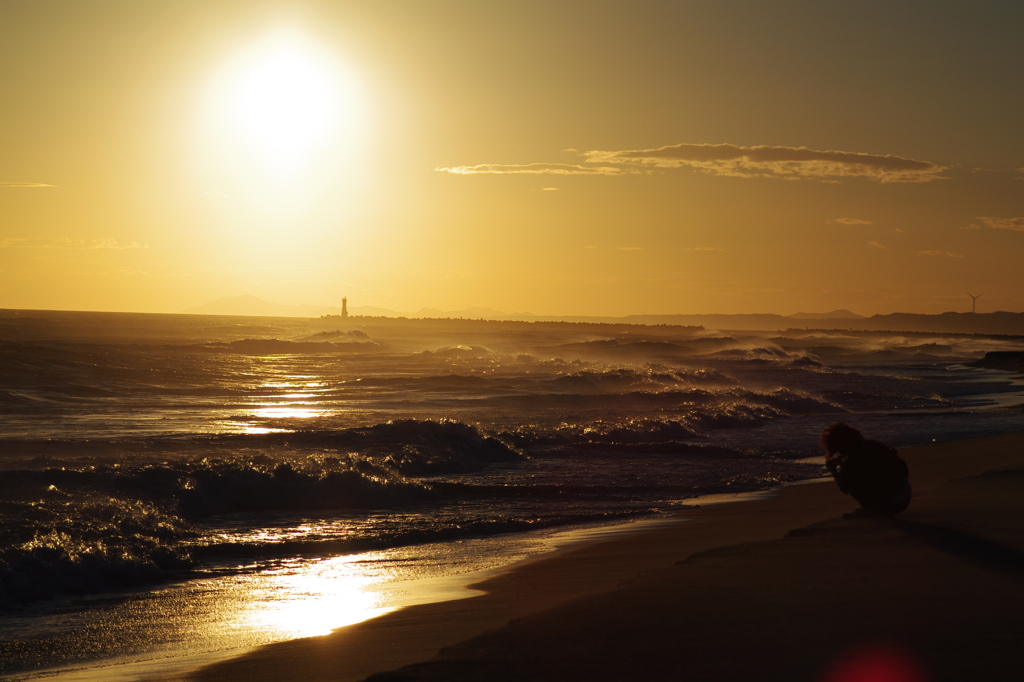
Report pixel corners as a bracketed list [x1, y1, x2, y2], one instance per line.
[182, 295, 867, 322]
[181, 295, 1024, 336]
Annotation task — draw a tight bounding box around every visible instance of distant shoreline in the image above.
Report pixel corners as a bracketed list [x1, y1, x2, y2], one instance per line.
[5, 307, 1024, 340]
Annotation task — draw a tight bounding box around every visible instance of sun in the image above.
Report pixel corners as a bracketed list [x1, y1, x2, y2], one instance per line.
[205, 30, 367, 175]
[232, 45, 337, 159]
[194, 29, 372, 227]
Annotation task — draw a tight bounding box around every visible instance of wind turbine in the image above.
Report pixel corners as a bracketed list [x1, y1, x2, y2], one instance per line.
[967, 293, 982, 314]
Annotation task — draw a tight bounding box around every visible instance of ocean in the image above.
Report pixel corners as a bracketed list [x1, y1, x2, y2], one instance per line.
[1, 309, 1022, 680]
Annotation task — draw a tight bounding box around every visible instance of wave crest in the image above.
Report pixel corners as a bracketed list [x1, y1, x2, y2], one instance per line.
[0, 496, 193, 607]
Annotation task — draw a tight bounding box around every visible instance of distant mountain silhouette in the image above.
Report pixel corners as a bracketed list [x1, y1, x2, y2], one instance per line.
[787, 309, 865, 319]
[182, 295, 345, 318]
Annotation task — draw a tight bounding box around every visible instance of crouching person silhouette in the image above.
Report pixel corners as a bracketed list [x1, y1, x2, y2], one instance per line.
[820, 422, 911, 516]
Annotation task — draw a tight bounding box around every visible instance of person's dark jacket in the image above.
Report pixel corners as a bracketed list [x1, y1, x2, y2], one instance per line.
[825, 439, 909, 514]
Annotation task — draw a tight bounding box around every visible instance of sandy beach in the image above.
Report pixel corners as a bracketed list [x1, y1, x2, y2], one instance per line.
[173, 430, 1024, 682]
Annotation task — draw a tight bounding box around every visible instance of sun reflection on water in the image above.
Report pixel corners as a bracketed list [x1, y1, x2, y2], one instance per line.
[246, 376, 331, 422]
[231, 554, 395, 639]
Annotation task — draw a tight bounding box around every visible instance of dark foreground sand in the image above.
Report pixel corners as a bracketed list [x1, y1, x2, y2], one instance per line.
[180, 431, 1024, 682]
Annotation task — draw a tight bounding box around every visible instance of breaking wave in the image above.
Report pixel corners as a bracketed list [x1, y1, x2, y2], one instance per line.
[0, 495, 194, 607]
[4, 316, 1020, 616]
[0, 419, 523, 607]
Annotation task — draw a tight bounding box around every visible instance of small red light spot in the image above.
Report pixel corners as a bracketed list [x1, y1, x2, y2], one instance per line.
[820, 643, 929, 682]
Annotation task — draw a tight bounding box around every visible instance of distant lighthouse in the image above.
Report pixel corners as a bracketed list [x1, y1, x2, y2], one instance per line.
[341, 296, 348, 319]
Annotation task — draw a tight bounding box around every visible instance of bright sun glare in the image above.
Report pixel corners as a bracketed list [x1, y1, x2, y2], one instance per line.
[206, 31, 366, 176]
[233, 48, 338, 158]
[227, 554, 393, 640]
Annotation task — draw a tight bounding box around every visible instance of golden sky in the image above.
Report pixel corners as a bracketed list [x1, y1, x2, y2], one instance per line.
[2, 0, 1022, 316]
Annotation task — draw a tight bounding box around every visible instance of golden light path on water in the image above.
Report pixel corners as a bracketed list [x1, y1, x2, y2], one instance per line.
[227, 554, 395, 639]
[207, 519, 678, 644]
[252, 406, 322, 419]
[39, 518, 677, 682]
[197, 370, 393, 640]
[240, 374, 332, 429]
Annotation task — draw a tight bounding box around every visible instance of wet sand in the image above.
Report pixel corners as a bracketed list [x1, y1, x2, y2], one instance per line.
[178, 431, 1024, 682]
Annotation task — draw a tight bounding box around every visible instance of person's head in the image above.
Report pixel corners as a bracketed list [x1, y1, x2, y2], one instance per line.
[819, 421, 864, 455]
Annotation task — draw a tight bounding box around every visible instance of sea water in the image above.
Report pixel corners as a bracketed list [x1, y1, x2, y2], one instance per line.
[1, 310, 1022, 679]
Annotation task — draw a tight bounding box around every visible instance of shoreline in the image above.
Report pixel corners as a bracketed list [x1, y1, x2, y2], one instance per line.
[172, 430, 1024, 682]
[16, 491, 776, 682]
[173, 482, 855, 682]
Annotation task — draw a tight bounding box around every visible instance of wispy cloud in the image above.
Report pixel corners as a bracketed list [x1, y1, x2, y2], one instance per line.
[829, 217, 873, 225]
[616, 246, 644, 251]
[435, 163, 621, 176]
[968, 216, 1024, 232]
[689, 246, 719, 251]
[868, 241, 887, 249]
[540, 187, 559, 191]
[0, 182, 57, 188]
[917, 250, 964, 257]
[439, 142, 944, 182]
[0, 237, 149, 250]
[584, 143, 945, 183]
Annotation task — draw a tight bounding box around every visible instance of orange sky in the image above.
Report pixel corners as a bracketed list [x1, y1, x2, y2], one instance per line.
[2, 0, 1022, 316]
